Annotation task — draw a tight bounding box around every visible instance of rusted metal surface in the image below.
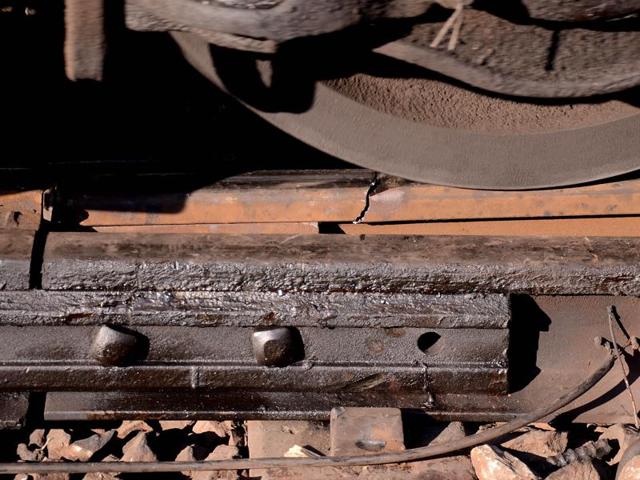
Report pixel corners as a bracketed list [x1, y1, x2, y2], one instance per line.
[362, 176, 640, 223]
[52, 171, 640, 229]
[0, 190, 42, 228]
[2, 178, 640, 424]
[330, 407, 405, 455]
[42, 391, 418, 421]
[0, 230, 35, 290]
[0, 231, 633, 422]
[64, 0, 105, 81]
[341, 218, 640, 237]
[57, 171, 640, 226]
[41, 233, 640, 295]
[56, 170, 372, 226]
[246, 417, 475, 479]
[93, 222, 319, 234]
[40, 295, 640, 424]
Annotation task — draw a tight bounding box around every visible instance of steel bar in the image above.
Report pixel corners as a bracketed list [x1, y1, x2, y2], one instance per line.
[55, 170, 373, 226]
[40, 295, 640, 423]
[41, 233, 640, 295]
[55, 171, 640, 227]
[363, 176, 640, 223]
[341, 217, 640, 237]
[0, 291, 509, 328]
[4, 231, 640, 422]
[0, 353, 615, 474]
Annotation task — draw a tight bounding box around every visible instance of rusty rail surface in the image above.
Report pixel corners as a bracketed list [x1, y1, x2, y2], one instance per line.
[4, 170, 640, 235]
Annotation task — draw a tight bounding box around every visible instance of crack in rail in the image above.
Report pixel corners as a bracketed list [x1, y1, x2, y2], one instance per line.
[353, 173, 379, 224]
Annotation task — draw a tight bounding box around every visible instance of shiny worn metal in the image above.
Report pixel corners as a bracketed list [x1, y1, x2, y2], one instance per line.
[90, 325, 140, 366]
[252, 327, 302, 367]
[40, 232, 640, 296]
[3, 231, 640, 423]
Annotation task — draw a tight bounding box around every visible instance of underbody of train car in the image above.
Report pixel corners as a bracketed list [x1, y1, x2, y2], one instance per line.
[57, 0, 640, 188]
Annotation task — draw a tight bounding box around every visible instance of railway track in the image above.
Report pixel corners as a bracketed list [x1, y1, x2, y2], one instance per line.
[0, 169, 639, 477]
[1, 169, 639, 424]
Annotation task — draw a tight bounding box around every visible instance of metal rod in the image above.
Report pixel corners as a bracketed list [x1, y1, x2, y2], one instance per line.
[607, 305, 640, 428]
[0, 351, 615, 474]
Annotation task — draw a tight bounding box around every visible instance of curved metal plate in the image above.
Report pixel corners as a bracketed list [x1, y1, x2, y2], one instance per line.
[173, 32, 640, 190]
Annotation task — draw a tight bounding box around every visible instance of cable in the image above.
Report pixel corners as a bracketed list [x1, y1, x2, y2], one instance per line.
[0, 351, 615, 475]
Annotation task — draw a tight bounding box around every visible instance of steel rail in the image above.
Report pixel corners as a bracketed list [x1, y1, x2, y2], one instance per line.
[0, 350, 615, 474]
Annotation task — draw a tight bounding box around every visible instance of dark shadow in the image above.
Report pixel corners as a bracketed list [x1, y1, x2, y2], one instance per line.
[211, 46, 316, 113]
[210, 19, 415, 113]
[611, 304, 633, 342]
[508, 295, 551, 393]
[401, 411, 454, 448]
[0, 0, 350, 196]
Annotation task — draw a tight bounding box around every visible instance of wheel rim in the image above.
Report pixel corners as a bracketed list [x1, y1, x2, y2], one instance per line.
[173, 31, 640, 190]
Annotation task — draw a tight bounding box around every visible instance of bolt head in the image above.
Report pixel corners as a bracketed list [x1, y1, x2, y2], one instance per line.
[90, 325, 139, 366]
[252, 327, 302, 367]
